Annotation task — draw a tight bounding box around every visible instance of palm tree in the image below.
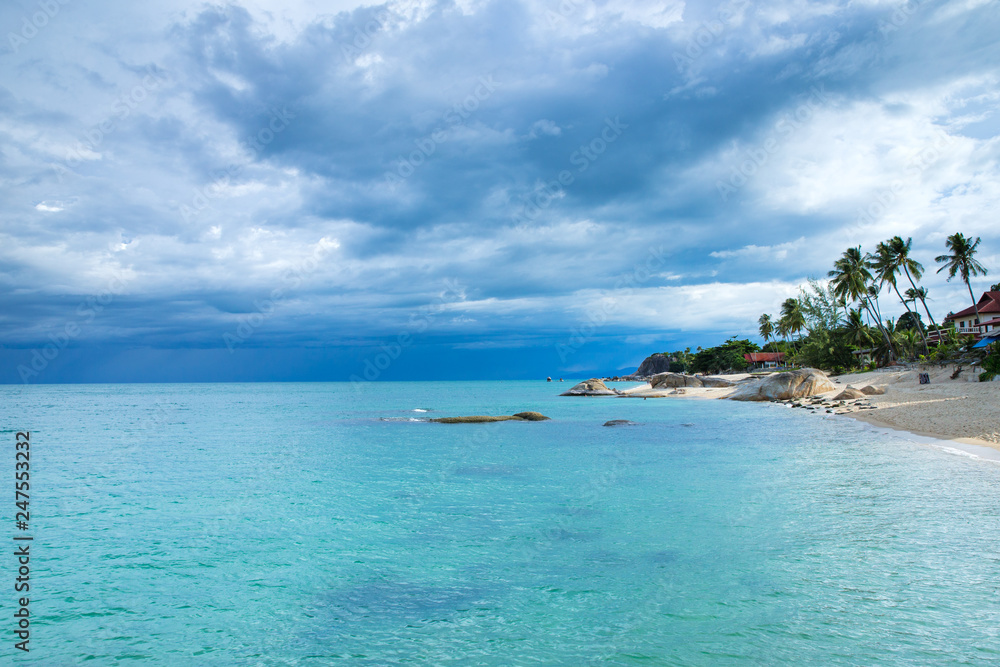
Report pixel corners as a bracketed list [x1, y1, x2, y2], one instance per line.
[758, 314, 774, 350]
[779, 298, 806, 344]
[936, 233, 989, 334]
[844, 307, 873, 348]
[868, 240, 929, 354]
[828, 246, 894, 360]
[889, 236, 938, 330]
[896, 327, 919, 360]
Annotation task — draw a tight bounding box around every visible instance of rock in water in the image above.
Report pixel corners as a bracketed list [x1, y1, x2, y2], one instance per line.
[728, 368, 835, 402]
[603, 419, 636, 427]
[561, 379, 617, 396]
[431, 412, 550, 423]
[833, 387, 865, 400]
[860, 385, 886, 395]
[512, 412, 551, 421]
[634, 353, 673, 376]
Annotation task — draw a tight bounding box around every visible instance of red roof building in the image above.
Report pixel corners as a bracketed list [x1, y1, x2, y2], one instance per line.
[744, 352, 785, 368]
[943, 291, 1000, 339]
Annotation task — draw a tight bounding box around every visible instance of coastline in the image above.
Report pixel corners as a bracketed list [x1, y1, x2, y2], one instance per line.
[609, 364, 1000, 452]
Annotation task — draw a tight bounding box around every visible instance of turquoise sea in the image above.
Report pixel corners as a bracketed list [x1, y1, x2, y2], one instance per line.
[4, 381, 1000, 664]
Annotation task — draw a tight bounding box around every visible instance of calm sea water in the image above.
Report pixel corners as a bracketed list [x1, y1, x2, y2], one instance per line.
[3, 381, 1000, 665]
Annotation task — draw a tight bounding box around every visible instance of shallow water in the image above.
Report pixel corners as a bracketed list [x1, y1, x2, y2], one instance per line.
[3, 381, 1000, 664]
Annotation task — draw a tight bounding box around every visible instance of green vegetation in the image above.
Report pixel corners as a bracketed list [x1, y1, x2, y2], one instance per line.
[688, 338, 759, 374]
[980, 344, 1000, 383]
[745, 234, 991, 373]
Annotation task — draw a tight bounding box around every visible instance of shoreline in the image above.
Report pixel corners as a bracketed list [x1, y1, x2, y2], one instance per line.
[607, 365, 1000, 451]
[839, 408, 1000, 454]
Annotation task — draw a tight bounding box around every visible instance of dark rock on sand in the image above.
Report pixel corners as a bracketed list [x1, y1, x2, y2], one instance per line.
[650, 372, 703, 388]
[833, 387, 866, 401]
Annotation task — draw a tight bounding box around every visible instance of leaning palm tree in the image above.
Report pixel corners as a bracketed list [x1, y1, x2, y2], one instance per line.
[779, 298, 806, 344]
[868, 240, 929, 354]
[889, 236, 938, 330]
[829, 246, 894, 360]
[936, 233, 989, 334]
[758, 313, 774, 349]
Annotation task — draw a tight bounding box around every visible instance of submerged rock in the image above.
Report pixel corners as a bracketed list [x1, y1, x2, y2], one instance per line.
[728, 368, 835, 402]
[561, 379, 617, 396]
[512, 411, 550, 421]
[603, 419, 636, 427]
[430, 412, 550, 423]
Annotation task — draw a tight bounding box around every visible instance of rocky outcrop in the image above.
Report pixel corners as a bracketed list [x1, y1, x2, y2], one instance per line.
[431, 412, 550, 423]
[634, 353, 673, 377]
[860, 385, 886, 395]
[650, 372, 703, 388]
[728, 368, 835, 402]
[833, 387, 865, 401]
[648, 372, 735, 389]
[561, 379, 617, 396]
[603, 419, 637, 427]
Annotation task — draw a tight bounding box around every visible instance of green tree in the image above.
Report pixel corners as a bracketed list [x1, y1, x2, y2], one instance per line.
[868, 240, 929, 354]
[828, 246, 894, 360]
[936, 233, 989, 333]
[689, 338, 760, 374]
[889, 236, 938, 330]
[779, 298, 806, 342]
[758, 313, 774, 350]
[844, 307, 873, 348]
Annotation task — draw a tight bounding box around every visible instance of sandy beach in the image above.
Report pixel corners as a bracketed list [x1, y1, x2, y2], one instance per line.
[615, 366, 1000, 450]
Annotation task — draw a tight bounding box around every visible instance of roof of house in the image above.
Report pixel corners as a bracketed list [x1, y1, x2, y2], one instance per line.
[744, 352, 785, 362]
[945, 291, 1000, 321]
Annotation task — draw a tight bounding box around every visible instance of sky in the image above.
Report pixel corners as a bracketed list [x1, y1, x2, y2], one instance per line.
[1, 0, 998, 383]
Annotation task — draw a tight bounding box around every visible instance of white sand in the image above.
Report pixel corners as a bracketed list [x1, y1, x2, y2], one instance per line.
[613, 366, 1000, 449]
[827, 366, 1000, 449]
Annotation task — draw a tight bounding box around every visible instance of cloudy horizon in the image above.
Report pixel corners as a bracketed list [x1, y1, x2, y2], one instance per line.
[2, 0, 998, 382]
